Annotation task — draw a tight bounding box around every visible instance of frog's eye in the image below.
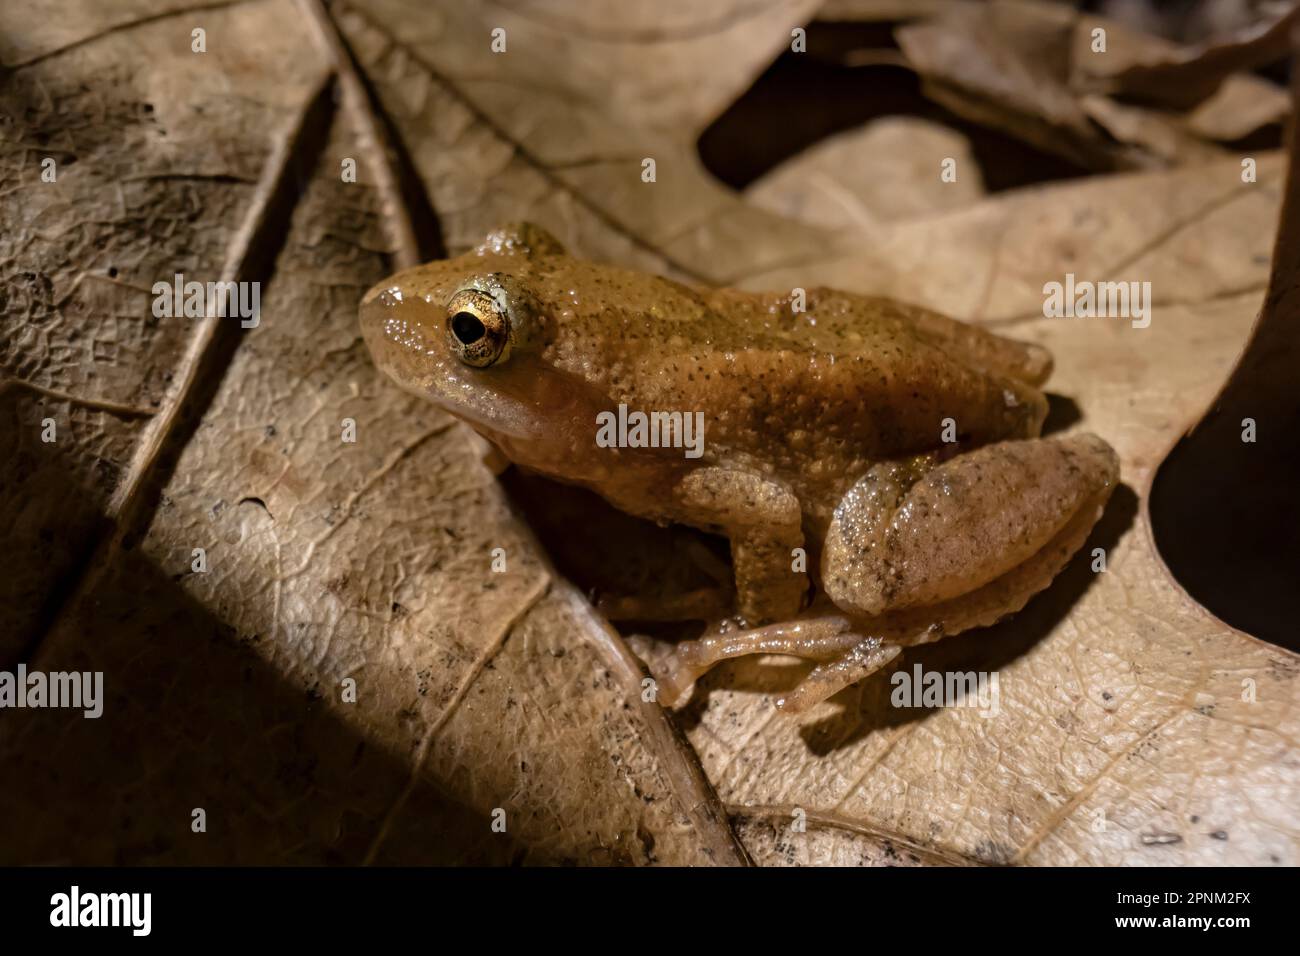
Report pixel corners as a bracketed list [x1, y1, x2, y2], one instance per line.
[445, 289, 509, 368]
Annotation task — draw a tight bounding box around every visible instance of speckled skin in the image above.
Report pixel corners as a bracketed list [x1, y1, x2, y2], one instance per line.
[361, 224, 1119, 712]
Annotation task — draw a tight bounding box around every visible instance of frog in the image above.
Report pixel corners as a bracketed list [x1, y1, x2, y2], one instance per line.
[360, 222, 1119, 714]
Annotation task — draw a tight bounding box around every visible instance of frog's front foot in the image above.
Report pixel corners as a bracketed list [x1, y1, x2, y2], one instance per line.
[655, 615, 895, 711]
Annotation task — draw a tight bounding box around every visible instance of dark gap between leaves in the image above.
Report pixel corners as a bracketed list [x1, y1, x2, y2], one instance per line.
[697, 20, 1091, 194]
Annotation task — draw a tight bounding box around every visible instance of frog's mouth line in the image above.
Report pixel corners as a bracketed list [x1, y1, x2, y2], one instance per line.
[424, 356, 606, 453]
[362, 321, 548, 442]
[423, 383, 545, 442]
[429, 361, 638, 488]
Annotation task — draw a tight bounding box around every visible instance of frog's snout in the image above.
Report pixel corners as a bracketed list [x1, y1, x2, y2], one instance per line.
[359, 282, 441, 385]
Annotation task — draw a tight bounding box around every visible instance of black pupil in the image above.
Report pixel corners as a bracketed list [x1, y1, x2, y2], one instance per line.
[451, 311, 486, 345]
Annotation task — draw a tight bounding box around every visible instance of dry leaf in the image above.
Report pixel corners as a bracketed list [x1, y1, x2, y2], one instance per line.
[0, 0, 747, 865]
[744, 116, 986, 231]
[351, 0, 1300, 865]
[1077, 93, 1227, 165]
[3, 0, 1297, 868]
[896, 0, 1153, 171]
[897, 0, 1287, 171]
[1186, 73, 1291, 141]
[1077, 5, 1298, 109]
[1150, 49, 1300, 661]
[633, 152, 1298, 865]
[817, 0, 979, 21]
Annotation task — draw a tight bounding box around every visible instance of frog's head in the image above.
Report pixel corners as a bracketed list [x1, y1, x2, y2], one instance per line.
[360, 223, 612, 469]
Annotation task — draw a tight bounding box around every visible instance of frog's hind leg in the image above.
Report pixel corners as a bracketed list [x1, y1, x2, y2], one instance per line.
[780, 441, 1115, 712]
[777, 637, 902, 713]
[656, 615, 866, 707]
[822, 433, 1118, 619]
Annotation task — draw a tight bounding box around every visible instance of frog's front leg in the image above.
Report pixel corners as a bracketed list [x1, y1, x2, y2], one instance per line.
[674, 467, 809, 623]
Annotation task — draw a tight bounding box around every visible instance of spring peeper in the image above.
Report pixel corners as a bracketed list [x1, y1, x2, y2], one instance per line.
[360, 223, 1118, 713]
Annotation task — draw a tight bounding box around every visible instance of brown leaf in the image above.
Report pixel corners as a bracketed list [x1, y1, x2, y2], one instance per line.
[896, 1, 1153, 172]
[744, 116, 986, 231]
[1150, 31, 1300, 665]
[355, 0, 824, 138]
[330, 0, 835, 285]
[637, 152, 1297, 865]
[1078, 5, 1299, 109]
[0, 0, 745, 865]
[1185, 73, 1291, 141]
[363, 0, 1300, 865]
[3, 0, 1297, 869]
[896, 1, 1287, 171]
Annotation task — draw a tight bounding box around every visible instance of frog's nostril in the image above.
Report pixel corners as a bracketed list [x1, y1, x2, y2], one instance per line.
[451, 311, 486, 344]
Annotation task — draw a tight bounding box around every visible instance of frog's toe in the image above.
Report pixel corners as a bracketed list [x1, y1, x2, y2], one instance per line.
[653, 649, 708, 709]
[776, 638, 901, 713]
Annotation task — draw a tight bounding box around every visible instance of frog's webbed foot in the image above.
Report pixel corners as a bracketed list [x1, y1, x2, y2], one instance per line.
[655, 614, 885, 709]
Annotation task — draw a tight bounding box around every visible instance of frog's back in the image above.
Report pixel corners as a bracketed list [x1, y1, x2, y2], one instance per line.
[618, 285, 1052, 463]
[700, 287, 1052, 384]
[533, 262, 1049, 467]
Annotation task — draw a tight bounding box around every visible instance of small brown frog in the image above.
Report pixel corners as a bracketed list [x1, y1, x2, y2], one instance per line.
[361, 223, 1118, 712]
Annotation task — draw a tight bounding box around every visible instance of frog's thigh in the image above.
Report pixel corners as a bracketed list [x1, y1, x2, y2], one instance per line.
[823, 434, 1118, 617]
[676, 467, 807, 622]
